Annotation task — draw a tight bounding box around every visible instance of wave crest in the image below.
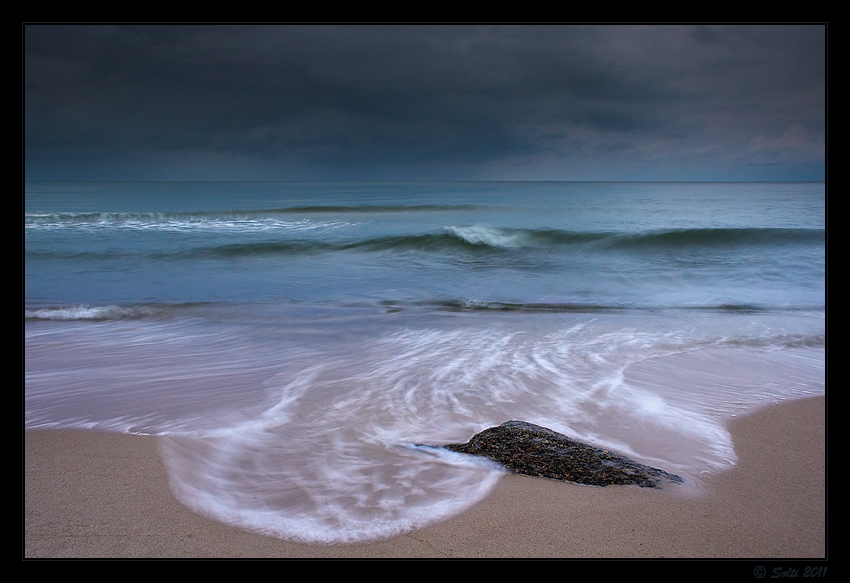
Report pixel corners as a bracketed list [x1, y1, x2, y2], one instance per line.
[25, 305, 160, 320]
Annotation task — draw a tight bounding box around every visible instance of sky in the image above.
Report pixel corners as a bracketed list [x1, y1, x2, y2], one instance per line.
[24, 24, 826, 182]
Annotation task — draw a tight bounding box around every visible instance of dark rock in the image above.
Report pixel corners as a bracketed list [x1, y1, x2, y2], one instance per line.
[438, 420, 683, 488]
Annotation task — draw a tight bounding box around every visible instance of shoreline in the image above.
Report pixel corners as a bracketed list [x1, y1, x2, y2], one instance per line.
[24, 396, 825, 559]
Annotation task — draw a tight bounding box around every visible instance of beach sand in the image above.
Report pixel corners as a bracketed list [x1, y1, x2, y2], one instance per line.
[24, 396, 825, 559]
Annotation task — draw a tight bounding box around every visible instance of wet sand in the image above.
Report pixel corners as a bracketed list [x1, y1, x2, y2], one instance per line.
[24, 396, 825, 559]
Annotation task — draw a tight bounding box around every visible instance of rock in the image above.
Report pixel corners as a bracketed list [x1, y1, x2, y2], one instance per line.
[438, 420, 683, 488]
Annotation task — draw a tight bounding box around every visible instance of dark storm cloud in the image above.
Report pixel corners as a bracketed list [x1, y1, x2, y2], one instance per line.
[24, 24, 825, 181]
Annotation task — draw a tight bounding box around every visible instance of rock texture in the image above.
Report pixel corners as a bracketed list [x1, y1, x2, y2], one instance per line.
[440, 420, 683, 488]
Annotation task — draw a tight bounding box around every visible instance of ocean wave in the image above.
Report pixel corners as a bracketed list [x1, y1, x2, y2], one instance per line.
[24, 211, 356, 234]
[606, 227, 825, 249]
[26, 216, 824, 258]
[395, 299, 629, 313]
[380, 299, 825, 315]
[137, 225, 820, 263]
[444, 225, 531, 248]
[27, 298, 823, 324]
[23, 204, 482, 233]
[443, 225, 824, 251]
[24, 304, 163, 321]
[261, 204, 483, 213]
[141, 229, 526, 258]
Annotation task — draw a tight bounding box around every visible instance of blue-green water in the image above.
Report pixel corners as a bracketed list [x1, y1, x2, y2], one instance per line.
[25, 181, 825, 542]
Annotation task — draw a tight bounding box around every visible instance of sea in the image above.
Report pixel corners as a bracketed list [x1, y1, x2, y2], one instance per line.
[25, 180, 825, 543]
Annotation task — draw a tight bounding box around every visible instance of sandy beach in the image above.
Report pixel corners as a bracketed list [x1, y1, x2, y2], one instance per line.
[24, 396, 825, 559]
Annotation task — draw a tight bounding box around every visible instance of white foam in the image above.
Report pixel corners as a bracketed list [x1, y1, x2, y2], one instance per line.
[25, 212, 355, 234]
[25, 304, 158, 320]
[445, 224, 528, 248]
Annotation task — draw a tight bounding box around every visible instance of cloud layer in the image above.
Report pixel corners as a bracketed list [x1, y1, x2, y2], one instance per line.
[24, 24, 825, 181]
